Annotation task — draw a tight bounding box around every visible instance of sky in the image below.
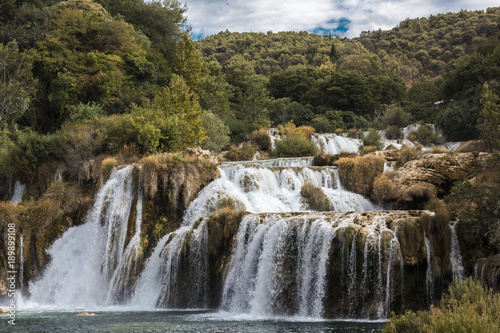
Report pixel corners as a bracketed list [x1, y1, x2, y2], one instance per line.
[183, 0, 499, 39]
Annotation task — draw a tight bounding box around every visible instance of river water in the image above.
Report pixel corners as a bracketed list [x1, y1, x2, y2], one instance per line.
[1, 310, 384, 332]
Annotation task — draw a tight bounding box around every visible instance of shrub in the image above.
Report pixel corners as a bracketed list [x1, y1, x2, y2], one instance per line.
[396, 145, 421, 168]
[347, 128, 359, 138]
[54, 123, 105, 183]
[372, 174, 400, 202]
[360, 129, 383, 150]
[383, 278, 500, 333]
[359, 145, 378, 155]
[401, 183, 437, 203]
[249, 128, 272, 151]
[271, 134, 318, 158]
[408, 124, 444, 146]
[335, 128, 344, 135]
[224, 143, 258, 161]
[301, 182, 332, 211]
[336, 155, 385, 196]
[100, 158, 117, 184]
[385, 125, 401, 140]
[377, 105, 411, 128]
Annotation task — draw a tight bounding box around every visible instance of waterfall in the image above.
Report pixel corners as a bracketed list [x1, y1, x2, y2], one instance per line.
[220, 212, 404, 319]
[181, 162, 380, 224]
[28, 166, 143, 307]
[311, 134, 360, 155]
[423, 230, 434, 305]
[449, 224, 465, 281]
[10, 180, 25, 205]
[19, 234, 24, 290]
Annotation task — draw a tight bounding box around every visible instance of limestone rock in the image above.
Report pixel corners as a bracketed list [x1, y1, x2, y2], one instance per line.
[386, 153, 488, 207]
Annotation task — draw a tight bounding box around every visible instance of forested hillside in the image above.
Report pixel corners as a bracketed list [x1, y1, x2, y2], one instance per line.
[195, 8, 500, 143]
[1, 2, 499, 196]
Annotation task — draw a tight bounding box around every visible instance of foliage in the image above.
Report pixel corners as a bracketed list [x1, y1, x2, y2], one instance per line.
[200, 111, 230, 152]
[301, 181, 332, 211]
[335, 155, 385, 196]
[360, 129, 384, 150]
[383, 278, 500, 333]
[224, 143, 257, 161]
[408, 124, 444, 146]
[249, 128, 272, 151]
[396, 145, 422, 168]
[271, 134, 318, 158]
[372, 174, 400, 202]
[377, 104, 412, 129]
[478, 82, 500, 152]
[0, 41, 37, 126]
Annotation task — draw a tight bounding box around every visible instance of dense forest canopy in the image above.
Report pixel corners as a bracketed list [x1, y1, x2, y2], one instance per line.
[0, 1, 499, 185]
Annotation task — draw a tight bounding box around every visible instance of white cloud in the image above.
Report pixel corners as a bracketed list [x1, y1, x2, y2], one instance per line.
[183, 0, 499, 38]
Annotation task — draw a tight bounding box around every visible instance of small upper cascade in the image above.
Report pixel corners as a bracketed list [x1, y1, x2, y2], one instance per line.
[449, 224, 465, 281]
[236, 156, 314, 167]
[10, 180, 25, 205]
[28, 166, 142, 308]
[181, 162, 380, 226]
[221, 212, 405, 319]
[312, 133, 360, 155]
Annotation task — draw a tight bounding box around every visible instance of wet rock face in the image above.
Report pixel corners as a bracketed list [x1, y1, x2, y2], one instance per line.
[209, 210, 453, 318]
[476, 255, 500, 292]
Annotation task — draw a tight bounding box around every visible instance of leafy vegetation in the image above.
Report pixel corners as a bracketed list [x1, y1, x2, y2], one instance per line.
[383, 278, 500, 332]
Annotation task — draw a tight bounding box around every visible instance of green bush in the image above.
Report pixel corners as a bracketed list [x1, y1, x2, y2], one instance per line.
[383, 278, 500, 333]
[408, 124, 444, 146]
[271, 134, 318, 158]
[360, 129, 383, 150]
[0, 127, 53, 178]
[377, 105, 412, 128]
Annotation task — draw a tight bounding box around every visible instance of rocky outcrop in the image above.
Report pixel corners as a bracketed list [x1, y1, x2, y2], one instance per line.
[373, 152, 489, 208]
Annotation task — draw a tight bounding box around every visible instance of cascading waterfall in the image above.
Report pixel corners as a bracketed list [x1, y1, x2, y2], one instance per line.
[312, 134, 360, 155]
[22, 152, 462, 319]
[181, 162, 380, 219]
[10, 180, 25, 205]
[449, 224, 465, 281]
[423, 230, 434, 305]
[28, 166, 142, 307]
[221, 212, 404, 319]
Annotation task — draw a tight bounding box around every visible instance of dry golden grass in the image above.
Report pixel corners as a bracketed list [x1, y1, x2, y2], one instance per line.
[401, 183, 437, 203]
[372, 174, 400, 202]
[359, 145, 378, 155]
[396, 145, 421, 168]
[336, 155, 385, 196]
[100, 157, 117, 185]
[224, 143, 258, 161]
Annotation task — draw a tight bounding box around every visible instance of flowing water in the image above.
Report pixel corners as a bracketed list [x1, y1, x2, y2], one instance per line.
[12, 154, 459, 330]
[10, 180, 25, 205]
[450, 225, 465, 281]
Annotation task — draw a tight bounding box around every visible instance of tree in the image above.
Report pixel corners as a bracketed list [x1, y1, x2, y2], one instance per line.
[200, 111, 230, 152]
[238, 75, 270, 131]
[173, 33, 203, 93]
[0, 41, 37, 126]
[478, 82, 500, 152]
